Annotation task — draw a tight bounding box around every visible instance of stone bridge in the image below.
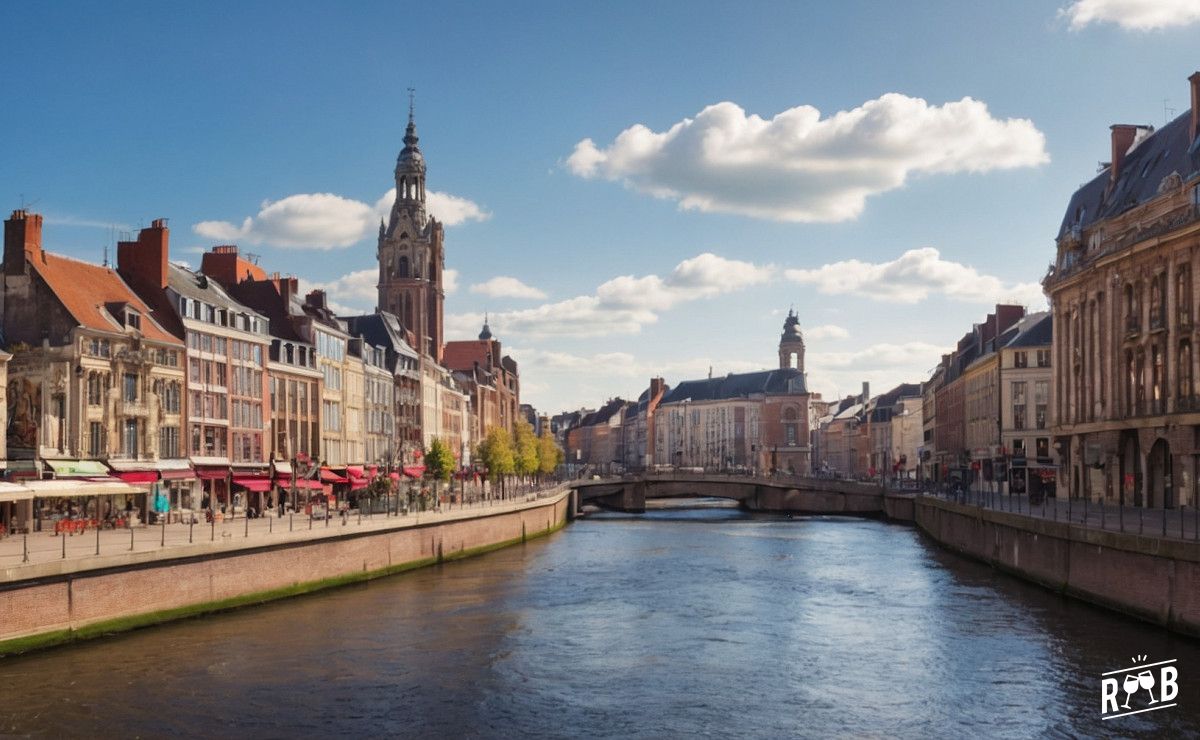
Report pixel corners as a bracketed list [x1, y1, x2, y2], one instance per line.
[570, 473, 889, 516]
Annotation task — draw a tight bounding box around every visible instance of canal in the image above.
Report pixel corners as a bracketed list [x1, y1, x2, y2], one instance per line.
[0, 505, 1198, 737]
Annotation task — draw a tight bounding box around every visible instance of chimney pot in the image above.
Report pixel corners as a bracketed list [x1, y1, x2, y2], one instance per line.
[4, 209, 44, 277]
[1109, 124, 1139, 186]
[116, 218, 169, 290]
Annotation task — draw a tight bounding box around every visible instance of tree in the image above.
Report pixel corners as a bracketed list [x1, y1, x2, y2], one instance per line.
[478, 426, 515, 496]
[536, 428, 563, 479]
[424, 438, 455, 504]
[513, 420, 539, 482]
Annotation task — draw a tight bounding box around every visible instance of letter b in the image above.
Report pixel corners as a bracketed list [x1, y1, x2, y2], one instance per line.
[1160, 666, 1179, 703]
[1101, 678, 1120, 713]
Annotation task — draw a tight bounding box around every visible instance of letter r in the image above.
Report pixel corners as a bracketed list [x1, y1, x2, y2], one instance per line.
[1102, 678, 1119, 713]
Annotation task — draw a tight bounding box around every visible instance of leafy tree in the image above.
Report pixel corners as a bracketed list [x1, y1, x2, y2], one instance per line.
[537, 428, 562, 478]
[478, 426, 515, 496]
[425, 438, 455, 484]
[513, 420, 539, 479]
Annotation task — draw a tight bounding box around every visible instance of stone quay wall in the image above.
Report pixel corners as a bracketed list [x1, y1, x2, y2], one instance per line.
[0, 490, 570, 654]
[915, 495, 1200, 637]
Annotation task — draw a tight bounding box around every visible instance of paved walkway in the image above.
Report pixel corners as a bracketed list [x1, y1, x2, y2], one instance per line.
[0, 486, 567, 581]
[921, 488, 1200, 542]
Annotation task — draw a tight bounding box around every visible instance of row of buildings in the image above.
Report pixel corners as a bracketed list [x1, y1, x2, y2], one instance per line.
[0, 111, 525, 529]
[563, 70, 1200, 515]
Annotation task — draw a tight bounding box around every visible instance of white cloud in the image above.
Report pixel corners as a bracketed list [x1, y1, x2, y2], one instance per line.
[806, 342, 948, 401]
[447, 252, 772, 339]
[443, 268, 460, 294]
[567, 94, 1047, 222]
[805, 324, 850, 341]
[1060, 0, 1200, 30]
[299, 268, 376, 315]
[195, 188, 489, 250]
[785, 248, 1046, 308]
[469, 276, 547, 300]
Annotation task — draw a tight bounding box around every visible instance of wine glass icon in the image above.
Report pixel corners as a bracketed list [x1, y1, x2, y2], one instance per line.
[1138, 670, 1158, 704]
[1122, 673, 1141, 709]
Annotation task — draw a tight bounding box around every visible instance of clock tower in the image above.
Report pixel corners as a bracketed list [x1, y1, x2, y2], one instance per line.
[377, 104, 445, 362]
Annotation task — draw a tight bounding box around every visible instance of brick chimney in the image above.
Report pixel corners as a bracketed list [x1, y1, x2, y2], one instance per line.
[4, 209, 43, 276]
[1190, 71, 1200, 144]
[861, 381, 870, 403]
[1109, 124, 1139, 185]
[649, 377, 665, 401]
[275, 275, 298, 304]
[305, 289, 327, 310]
[117, 218, 169, 290]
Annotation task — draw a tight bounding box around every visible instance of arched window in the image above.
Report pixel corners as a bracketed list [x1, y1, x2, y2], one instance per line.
[1150, 273, 1165, 328]
[1178, 264, 1193, 327]
[1179, 340, 1193, 405]
[399, 256, 409, 278]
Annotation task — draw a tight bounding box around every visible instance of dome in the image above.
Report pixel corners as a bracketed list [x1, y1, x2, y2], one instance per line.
[478, 315, 493, 341]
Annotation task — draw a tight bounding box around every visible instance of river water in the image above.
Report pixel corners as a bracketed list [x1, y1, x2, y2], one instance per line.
[1, 505, 1198, 738]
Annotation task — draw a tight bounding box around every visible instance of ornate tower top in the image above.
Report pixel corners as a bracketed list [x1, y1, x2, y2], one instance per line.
[479, 314, 493, 341]
[392, 88, 427, 228]
[779, 307, 805, 371]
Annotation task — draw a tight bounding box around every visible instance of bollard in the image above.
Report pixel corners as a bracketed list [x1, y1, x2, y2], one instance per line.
[23, 533, 28, 563]
[309, 511, 313, 530]
[359, 508, 362, 526]
[190, 519, 194, 544]
[212, 516, 216, 542]
[291, 513, 294, 532]
[245, 514, 249, 538]
[161, 519, 166, 547]
[269, 516, 272, 534]
[96, 524, 100, 556]
[62, 533, 66, 559]
[130, 527, 135, 551]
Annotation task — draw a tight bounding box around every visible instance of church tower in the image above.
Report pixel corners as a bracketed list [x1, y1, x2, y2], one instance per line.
[377, 100, 445, 362]
[779, 308, 805, 371]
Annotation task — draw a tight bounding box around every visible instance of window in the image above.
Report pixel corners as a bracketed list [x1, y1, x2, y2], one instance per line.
[1150, 273, 1166, 329]
[159, 427, 180, 458]
[123, 373, 138, 402]
[1011, 438, 1025, 456]
[1152, 344, 1164, 409]
[1180, 340, 1194, 404]
[126, 311, 141, 330]
[1035, 437, 1050, 459]
[87, 373, 103, 405]
[164, 382, 181, 413]
[1034, 381, 1048, 430]
[1179, 265, 1193, 327]
[1014, 351, 1028, 368]
[89, 422, 104, 456]
[1036, 349, 1051, 368]
[1012, 381, 1027, 430]
[124, 418, 139, 458]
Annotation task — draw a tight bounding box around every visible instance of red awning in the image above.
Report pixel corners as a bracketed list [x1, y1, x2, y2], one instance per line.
[388, 472, 401, 481]
[300, 479, 325, 490]
[367, 465, 379, 476]
[115, 471, 158, 484]
[350, 479, 369, 491]
[403, 465, 426, 478]
[345, 465, 365, 479]
[232, 475, 271, 492]
[320, 468, 348, 484]
[195, 467, 228, 480]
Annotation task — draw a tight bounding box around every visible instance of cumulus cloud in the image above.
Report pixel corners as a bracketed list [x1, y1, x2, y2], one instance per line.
[806, 342, 948, 401]
[785, 248, 1046, 307]
[567, 94, 1047, 222]
[299, 268, 377, 315]
[1060, 0, 1200, 30]
[469, 276, 547, 300]
[195, 188, 489, 250]
[448, 253, 772, 339]
[443, 268, 460, 295]
[805, 324, 850, 341]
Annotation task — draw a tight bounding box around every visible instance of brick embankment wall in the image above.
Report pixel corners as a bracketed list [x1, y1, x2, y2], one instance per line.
[0, 491, 570, 655]
[915, 496, 1200, 637]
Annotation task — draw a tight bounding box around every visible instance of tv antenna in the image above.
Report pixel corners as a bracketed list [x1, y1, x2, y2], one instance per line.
[1164, 98, 1177, 124]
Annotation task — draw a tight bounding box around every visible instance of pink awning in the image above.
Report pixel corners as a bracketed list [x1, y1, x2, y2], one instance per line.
[346, 465, 365, 479]
[159, 468, 196, 481]
[320, 468, 348, 484]
[195, 467, 228, 481]
[388, 472, 401, 481]
[350, 479, 369, 491]
[403, 465, 426, 478]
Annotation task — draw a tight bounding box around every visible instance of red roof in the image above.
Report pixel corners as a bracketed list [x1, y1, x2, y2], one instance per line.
[442, 340, 492, 372]
[31, 251, 181, 345]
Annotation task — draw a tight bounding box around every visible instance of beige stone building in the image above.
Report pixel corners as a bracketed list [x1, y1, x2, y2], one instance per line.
[998, 313, 1057, 497]
[1043, 72, 1200, 507]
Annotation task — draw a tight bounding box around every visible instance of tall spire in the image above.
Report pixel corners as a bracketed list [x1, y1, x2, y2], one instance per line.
[403, 86, 420, 153]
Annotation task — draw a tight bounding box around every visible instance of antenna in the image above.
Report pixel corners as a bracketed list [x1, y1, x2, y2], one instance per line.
[407, 87, 416, 121]
[102, 243, 109, 267]
[1164, 98, 1177, 124]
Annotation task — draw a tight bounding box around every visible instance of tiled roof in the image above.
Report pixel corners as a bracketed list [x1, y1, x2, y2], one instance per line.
[660, 368, 807, 404]
[1058, 113, 1200, 240]
[1005, 312, 1053, 349]
[343, 313, 419, 360]
[443, 340, 490, 371]
[32, 251, 180, 344]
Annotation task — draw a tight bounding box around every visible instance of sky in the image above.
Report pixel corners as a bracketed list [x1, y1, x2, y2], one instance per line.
[3, 0, 1200, 414]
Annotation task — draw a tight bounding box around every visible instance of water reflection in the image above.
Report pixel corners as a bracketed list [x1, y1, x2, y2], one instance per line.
[0, 506, 1196, 737]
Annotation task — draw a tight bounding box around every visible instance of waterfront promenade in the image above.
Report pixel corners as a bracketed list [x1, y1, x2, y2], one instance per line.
[0, 487, 565, 581]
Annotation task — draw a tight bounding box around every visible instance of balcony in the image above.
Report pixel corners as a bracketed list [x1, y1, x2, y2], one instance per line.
[1149, 308, 1165, 333]
[1125, 314, 1141, 336]
[1177, 394, 1200, 413]
[1180, 311, 1194, 331]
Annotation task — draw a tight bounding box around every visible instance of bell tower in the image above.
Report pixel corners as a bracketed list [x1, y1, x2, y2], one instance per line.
[779, 308, 805, 371]
[377, 91, 445, 362]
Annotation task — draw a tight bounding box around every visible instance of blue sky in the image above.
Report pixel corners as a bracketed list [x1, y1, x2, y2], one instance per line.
[4, 0, 1200, 413]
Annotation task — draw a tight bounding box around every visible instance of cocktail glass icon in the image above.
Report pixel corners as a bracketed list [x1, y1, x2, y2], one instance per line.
[1138, 670, 1158, 704]
[1122, 673, 1140, 709]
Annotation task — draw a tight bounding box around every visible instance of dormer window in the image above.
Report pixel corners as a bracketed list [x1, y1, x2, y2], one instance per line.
[126, 311, 141, 330]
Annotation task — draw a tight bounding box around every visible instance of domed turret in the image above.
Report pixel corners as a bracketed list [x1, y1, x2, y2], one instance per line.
[479, 314, 493, 341]
[779, 307, 805, 371]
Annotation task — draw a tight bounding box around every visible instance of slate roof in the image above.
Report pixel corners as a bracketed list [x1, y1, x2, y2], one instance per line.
[32, 251, 180, 344]
[1058, 113, 1200, 240]
[1005, 312, 1053, 349]
[226, 279, 309, 343]
[343, 312, 419, 360]
[169, 263, 267, 323]
[660, 368, 807, 405]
